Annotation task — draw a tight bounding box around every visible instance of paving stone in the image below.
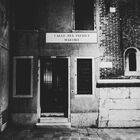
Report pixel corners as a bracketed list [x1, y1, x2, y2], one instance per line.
[79, 133, 87, 137]
[53, 137, 61, 140]
[97, 129, 111, 140]
[71, 137, 80, 140]
[89, 134, 100, 139]
[71, 132, 80, 137]
[43, 133, 53, 138]
[113, 138, 123, 140]
[28, 138, 39, 140]
[80, 137, 89, 140]
[61, 136, 71, 140]
[78, 129, 87, 134]
[37, 138, 52, 140]
[43, 137, 53, 140]
[13, 132, 28, 140]
[1, 127, 140, 140]
[125, 138, 133, 140]
[62, 132, 71, 136]
[54, 132, 64, 137]
[89, 138, 101, 140]
[86, 128, 97, 135]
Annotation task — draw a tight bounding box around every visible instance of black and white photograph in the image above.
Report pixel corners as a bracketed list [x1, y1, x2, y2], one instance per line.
[0, 0, 140, 139]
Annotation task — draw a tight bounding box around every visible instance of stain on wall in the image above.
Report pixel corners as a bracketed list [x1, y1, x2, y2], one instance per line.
[39, 0, 73, 32]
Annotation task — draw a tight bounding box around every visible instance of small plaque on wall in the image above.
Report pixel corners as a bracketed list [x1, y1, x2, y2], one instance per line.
[110, 7, 116, 13]
[100, 62, 113, 68]
[46, 33, 97, 43]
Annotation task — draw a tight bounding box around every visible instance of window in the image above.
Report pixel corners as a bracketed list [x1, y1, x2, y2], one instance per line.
[76, 58, 93, 94]
[129, 52, 136, 71]
[12, 0, 38, 30]
[124, 47, 140, 76]
[13, 56, 33, 97]
[74, 0, 94, 30]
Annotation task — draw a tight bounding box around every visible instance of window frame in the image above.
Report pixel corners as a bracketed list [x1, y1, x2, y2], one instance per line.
[75, 57, 95, 96]
[73, 0, 96, 31]
[124, 47, 140, 76]
[13, 56, 33, 98]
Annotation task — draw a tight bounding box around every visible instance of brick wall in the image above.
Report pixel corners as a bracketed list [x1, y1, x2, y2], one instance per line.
[99, 0, 123, 79]
[99, 0, 140, 79]
[120, 0, 140, 51]
[98, 0, 140, 128]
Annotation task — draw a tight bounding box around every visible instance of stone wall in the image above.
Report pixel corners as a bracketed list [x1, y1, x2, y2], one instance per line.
[99, 83, 140, 127]
[0, 0, 9, 131]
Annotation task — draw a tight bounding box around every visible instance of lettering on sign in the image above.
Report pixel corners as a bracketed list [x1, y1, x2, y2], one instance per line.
[46, 33, 97, 43]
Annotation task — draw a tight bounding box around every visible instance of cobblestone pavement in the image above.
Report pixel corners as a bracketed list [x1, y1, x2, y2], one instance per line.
[0, 126, 140, 140]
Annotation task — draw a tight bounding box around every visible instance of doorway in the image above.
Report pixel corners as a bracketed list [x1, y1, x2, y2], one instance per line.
[40, 57, 68, 118]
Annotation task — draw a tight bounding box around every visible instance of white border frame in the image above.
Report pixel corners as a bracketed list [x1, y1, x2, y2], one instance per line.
[13, 56, 33, 98]
[75, 57, 95, 96]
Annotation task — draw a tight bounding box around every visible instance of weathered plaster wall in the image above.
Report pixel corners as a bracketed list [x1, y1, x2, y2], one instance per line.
[0, 0, 9, 131]
[10, 31, 39, 124]
[39, 0, 73, 32]
[11, 113, 37, 126]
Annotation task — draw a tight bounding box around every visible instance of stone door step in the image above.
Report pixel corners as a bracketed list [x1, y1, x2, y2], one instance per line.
[36, 122, 71, 128]
[41, 113, 64, 117]
[39, 117, 68, 123]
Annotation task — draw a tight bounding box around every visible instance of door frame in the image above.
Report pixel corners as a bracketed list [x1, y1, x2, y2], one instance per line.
[37, 56, 70, 121]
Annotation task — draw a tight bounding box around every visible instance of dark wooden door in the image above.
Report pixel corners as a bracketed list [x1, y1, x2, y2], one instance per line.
[40, 58, 68, 116]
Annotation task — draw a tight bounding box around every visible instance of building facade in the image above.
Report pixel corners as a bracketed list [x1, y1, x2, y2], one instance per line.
[9, 0, 140, 128]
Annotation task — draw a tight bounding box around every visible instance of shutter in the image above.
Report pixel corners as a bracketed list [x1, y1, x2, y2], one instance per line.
[77, 59, 92, 94]
[16, 58, 31, 95]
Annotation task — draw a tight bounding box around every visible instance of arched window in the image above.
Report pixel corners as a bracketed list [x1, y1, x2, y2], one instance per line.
[124, 47, 140, 76]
